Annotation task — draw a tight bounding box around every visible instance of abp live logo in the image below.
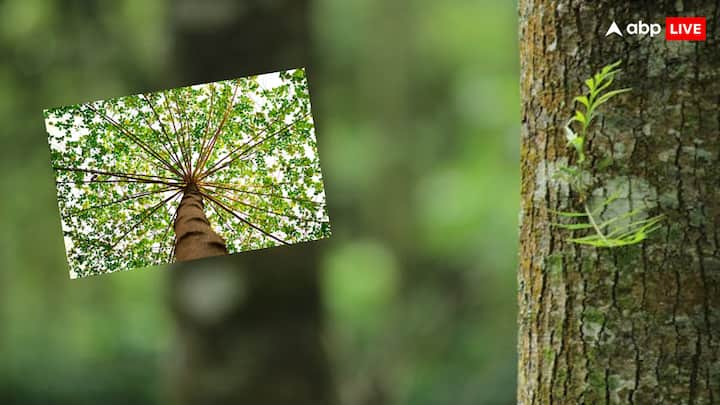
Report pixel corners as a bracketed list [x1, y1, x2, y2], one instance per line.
[665, 17, 706, 41]
[605, 17, 706, 41]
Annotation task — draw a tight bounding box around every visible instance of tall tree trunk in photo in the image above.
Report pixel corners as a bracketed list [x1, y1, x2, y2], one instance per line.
[166, 1, 337, 404]
[174, 184, 228, 261]
[518, 1, 719, 404]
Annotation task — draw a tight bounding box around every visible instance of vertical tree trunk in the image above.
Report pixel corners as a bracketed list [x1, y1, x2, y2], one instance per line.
[174, 184, 228, 262]
[165, 1, 337, 404]
[519, 1, 720, 404]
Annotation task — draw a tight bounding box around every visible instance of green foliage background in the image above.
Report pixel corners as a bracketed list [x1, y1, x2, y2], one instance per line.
[0, 0, 519, 404]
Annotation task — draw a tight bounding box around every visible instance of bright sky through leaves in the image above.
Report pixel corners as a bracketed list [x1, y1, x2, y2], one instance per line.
[45, 68, 330, 279]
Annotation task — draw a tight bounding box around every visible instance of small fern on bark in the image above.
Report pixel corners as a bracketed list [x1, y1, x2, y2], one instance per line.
[553, 60, 664, 247]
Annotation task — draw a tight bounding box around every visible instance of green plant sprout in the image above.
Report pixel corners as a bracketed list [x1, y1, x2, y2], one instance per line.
[553, 60, 664, 248]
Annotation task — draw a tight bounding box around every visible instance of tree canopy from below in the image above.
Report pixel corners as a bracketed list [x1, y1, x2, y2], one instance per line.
[45, 68, 330, 278]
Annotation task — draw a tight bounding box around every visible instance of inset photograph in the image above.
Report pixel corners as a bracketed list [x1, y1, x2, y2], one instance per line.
[45, 68, 330, 279]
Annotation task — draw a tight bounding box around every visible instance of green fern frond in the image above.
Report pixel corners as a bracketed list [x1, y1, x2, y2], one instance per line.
[564, 60, 631, 166]
[554, 61, 664, 248]
[552, 197, 665, 248]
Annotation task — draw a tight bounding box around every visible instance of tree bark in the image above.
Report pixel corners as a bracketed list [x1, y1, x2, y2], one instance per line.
[519, 1, 720, 404]
[174, 184, 228, 262]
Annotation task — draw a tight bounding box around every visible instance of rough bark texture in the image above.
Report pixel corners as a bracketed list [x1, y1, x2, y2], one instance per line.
[519, 1, 720, 404]
[174, 184, 228, 262]
[166, 1, 337, 404]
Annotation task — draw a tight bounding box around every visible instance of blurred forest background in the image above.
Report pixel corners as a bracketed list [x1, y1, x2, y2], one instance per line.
[0, 0, 519, 404]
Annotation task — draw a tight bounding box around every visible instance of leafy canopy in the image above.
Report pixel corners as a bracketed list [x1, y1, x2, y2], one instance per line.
[45, 68, 330, 278]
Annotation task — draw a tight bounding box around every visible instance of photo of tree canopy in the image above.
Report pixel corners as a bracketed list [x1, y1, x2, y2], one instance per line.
[44, 68, 330, 279]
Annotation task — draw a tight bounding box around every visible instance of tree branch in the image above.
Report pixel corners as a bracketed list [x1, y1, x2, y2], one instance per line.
[161, 92, 192, 175]
[159, 194, 181, 263]
[53, 166, 181, 184]
[202, 187, 321, 223]
[87, 103, 184, 178]
[193, 85, 217, 178]
[200, 190, 289, 245]
[139, 93, 186, 173]
[199, 111, 311, 181]
[57, 179, 174, 185]
[63, 186, 179, 216]
[206, 196, 242, 247]
[170, 89, 194, 175]
[199, 181, 324, 206]
[193, 81, 240, 179]
[107, 190, 182, 250]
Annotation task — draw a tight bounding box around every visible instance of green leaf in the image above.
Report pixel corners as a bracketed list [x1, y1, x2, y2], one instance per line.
[550, 210, 589, 218]
[594, 88, 631, 108]
[574, 110, 586, 125]
[584, 77, 595, 91]
[551, 222, 594, 230]
[574, 95, 589, 108]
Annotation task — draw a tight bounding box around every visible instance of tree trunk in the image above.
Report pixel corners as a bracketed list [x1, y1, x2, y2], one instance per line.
[165, 1, 337, 404]
[518, 1, 720, 404]
[174, 184, 228, 262]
